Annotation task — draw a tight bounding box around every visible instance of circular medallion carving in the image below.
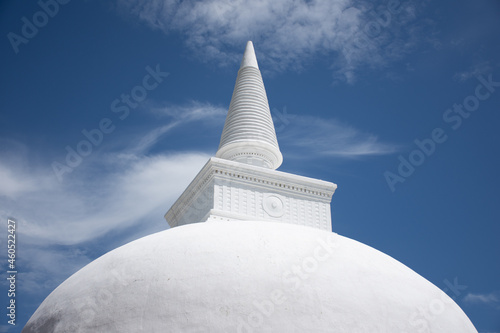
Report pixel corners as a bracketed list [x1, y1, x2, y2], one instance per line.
[263, 194, 284, 218]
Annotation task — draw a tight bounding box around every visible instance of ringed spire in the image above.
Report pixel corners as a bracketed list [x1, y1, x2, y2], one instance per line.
[216, 41, 283, 169]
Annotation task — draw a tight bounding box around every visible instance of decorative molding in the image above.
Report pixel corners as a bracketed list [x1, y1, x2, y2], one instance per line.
[262, 194, 285, 218]
[165, 157, 337, 231]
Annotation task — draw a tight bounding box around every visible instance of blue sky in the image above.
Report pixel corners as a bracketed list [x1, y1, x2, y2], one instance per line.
[1, 0, 499, 331]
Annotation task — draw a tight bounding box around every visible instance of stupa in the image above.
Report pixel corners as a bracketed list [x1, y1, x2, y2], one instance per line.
[23, 41, 477, 333]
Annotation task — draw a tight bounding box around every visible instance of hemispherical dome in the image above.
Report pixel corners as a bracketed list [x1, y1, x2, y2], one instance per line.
[23, 221, 476, 333]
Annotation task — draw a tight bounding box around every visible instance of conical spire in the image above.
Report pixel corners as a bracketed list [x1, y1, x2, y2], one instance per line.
[216, 41, 283, 169]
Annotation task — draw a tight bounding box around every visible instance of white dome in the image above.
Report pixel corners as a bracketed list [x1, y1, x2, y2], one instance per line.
[23, 221, 476, 333]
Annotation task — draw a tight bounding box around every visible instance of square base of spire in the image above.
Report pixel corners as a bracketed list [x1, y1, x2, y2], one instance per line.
[164, 157, 337, 231]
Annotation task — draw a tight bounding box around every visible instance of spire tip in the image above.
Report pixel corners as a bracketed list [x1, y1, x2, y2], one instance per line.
[240, 41, 259, 69]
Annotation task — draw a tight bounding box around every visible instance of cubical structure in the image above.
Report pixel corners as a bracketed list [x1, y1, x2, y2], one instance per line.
[23, 42, 477, 332]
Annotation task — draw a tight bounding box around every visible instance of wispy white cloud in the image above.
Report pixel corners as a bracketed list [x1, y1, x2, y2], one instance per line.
[116, 0, 433, 83]
[0, 152, 209, 246]
[0, 139, 55, 199]
[0, 163, 37, 198]
[152, 100, 227, 122]
[0, 246, 93, 295]
[463, 292, 500, 306]
[118, 101, 227, 156]
[274, 111, 398, 158]
[127, 122, 181, 155]
[454, 61, 495, 83]
[0, 101, 224, 247]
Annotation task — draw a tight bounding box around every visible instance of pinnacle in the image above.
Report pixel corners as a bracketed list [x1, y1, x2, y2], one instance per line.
[240, 41, 259, 69]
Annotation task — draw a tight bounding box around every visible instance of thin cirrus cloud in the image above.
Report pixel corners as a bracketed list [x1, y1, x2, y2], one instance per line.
[0, 101, 225, 247]
[463, 292, 500, 307]
[129, 101, 227, 155]
[0, 163, 38, 199]
[453, 61, 495, 83]
[0, 152, 210, 246]
[116, 0, 432, 83]
[152, 100, 228, 122]
[274, 112, 398, 158]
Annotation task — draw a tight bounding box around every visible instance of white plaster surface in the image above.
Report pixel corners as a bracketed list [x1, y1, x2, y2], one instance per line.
[23, 221, 477, 333]
[164, 157, 336, 230]
[240, 41, 259, 69]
